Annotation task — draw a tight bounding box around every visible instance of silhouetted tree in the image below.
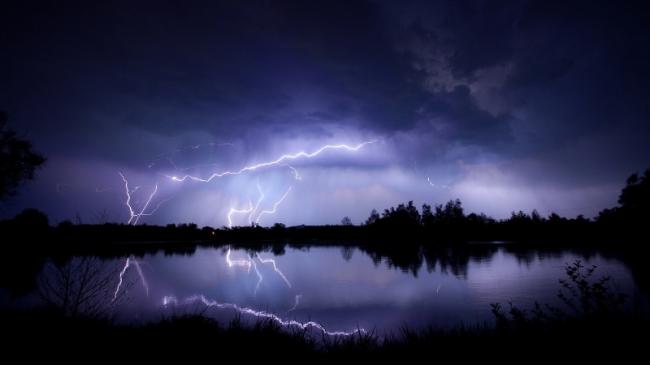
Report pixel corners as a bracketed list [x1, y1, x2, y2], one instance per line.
[341, 246, 355, 261]
[380, 201, 421, 228]
[509, 210, 531, 224]
[433, 199, 465, 225]
[618, 169, 650, 220]
[5, 208, 50, 238]
[38, 257, 125, 319]
[271, 223, 286, 231]
[466, 212, 494, 225]
[619, 170, 649, 208]
[341, 216, 352, 226]
[598, 168, 650, 225]
[365, 209, 380, 225]
[13, 208, 49, 228]
[421, 203, 435, 228]
[574, 214, 589, 224]
[547, 212, 567, 225]
[0, 111, 45, 200]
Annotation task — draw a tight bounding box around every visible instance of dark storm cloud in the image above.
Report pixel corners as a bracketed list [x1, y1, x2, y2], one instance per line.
[393, 0, 650, 184]
[2, 0, 650, 221]
[419, 85, 513, 146]
[2, 0, 510, 159]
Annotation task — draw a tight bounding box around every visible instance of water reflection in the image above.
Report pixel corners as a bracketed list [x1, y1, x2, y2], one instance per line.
[0, 244, 644, 335]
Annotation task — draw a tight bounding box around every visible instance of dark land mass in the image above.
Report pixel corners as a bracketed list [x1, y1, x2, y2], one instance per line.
[2, 308, 647, 361]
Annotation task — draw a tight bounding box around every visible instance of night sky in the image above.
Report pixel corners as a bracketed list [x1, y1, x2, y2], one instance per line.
[2, 0, 649, 226]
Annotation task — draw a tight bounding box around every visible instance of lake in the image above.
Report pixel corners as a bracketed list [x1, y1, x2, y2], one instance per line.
[1, 244, 645, 336]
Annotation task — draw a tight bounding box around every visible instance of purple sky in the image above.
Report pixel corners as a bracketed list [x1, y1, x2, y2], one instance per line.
[2, 0, 649, 226]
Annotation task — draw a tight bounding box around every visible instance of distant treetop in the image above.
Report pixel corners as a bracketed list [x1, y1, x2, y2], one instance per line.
[0, 111, 46, 200]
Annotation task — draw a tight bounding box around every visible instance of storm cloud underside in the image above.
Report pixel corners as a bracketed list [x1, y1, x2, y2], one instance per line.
[2, 0, 649, 225]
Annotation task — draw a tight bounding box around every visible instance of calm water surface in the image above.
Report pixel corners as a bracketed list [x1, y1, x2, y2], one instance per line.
[1, 244, 643, 335]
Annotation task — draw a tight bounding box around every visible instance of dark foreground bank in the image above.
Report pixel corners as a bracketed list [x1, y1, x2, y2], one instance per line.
[2, 308, 647, 360]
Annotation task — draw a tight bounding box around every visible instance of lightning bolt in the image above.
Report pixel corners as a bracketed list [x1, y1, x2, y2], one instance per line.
[226, 201, 254, 228]
[427, 177, 449, 190]
[136, 196, 173, 219]
[110, 248, 357, 337]
[119, 172, 159, 225]
[111, 176, 158, 260]
[113, 256, 149, 302]
[227, 179, 293, 228]
[225, 248, 291, 295]
[254, 185, 292, 225]
[288, 294, 302, 312]
[213, 143, 369, 227]
[248, 181, 266, 225]
[162, 294, 365, 337]
[129, 141, 372, 226]
[170, 140, 375, 183]
[427, 176, 449, 190]
[147, 141, 236, 170]
[132, 184, 158, 225]
[256, 253, 292, 289]
[251, 257, 263, 296]
[286, 165, 302, 181]
[111, 142, 374, 335]
[225, 248, 253, 272]
[166, 157, 180, 171]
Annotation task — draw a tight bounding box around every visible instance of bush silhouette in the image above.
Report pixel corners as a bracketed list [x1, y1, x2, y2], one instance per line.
[491, 261, 628, 330]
